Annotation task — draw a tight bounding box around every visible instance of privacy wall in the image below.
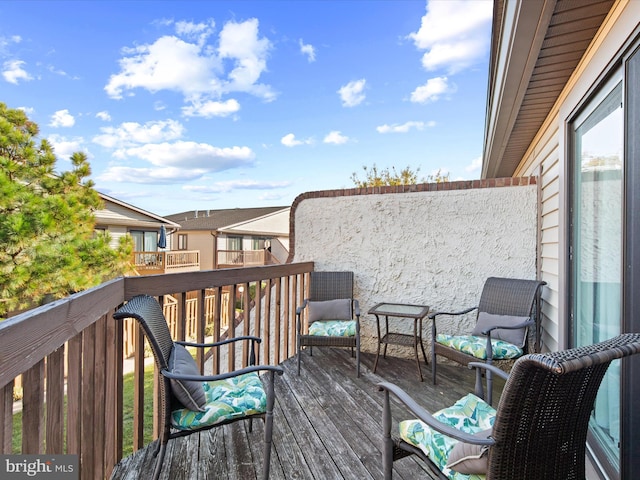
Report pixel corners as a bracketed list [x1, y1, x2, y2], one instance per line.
[290, 180, 539, 353]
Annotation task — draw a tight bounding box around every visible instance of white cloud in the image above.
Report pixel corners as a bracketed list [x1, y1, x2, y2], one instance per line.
[96, 111, 111, 121]
[465, 155, 482, 173]
[104, 18, 274, 105]
[47, 134, 88, 160]
[218, 19, 274, 99]
[409, 0, 492, 74]
[323, 131, 349, 145]
[184, 179, 291, 193]
[182, 98, 240, 118]
[116, 141, 255, 170]
[2, 59, 32, 84]
[92, 119, 184, 148]
[49, 109, 75, 128]
[281, 133, 313, 147]
[410, 76, 455, 103]
[376, 121, 428, 134]
[99, 165, 206, 184]
[299, 39, 316, 62]
[338, 79, 366, 107]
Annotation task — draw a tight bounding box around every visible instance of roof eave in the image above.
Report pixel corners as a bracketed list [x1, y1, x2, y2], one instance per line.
[482, 0, 557, 178]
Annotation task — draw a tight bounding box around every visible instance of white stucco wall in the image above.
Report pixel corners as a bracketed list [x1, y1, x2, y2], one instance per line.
[292, 185, 538, 354]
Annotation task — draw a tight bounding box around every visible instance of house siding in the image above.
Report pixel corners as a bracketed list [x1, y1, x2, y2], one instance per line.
[510, 0, 638, 355]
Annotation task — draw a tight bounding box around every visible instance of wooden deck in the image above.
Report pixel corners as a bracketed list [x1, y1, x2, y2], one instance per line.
[111, 348, 504, 480]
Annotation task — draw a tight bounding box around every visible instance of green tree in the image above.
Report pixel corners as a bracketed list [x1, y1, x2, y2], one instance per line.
[350, 164, 450, 187]
[0, 103, 132, 318]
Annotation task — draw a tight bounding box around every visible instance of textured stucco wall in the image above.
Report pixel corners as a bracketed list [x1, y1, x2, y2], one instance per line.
[292, 185, 538, 355]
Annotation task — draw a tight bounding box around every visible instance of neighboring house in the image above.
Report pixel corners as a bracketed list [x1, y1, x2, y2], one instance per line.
[164, 207, 290, 270]
[483, 1, 639, 477]
[94, 193, 199, 274]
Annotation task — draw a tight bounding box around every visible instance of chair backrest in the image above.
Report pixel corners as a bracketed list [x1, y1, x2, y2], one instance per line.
[113, 294, 174, 370]
[477, 277, 545, 317]
[309, 271, 354, 301]
[487, 333, 640, 479]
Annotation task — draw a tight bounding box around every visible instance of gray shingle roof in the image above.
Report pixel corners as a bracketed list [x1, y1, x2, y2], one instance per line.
[164, 206, 288, 231]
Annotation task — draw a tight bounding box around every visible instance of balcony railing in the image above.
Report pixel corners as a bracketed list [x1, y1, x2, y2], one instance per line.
[133, 250, 200, 274]
[0, 262, 313, 479]
[217, 249, 279, 268]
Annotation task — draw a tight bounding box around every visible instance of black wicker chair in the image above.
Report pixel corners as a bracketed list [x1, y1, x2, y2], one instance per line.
[113, 295, 284, 480]
[430, 277, 545, 402]
[379, 333, 640, 480]
[296, 271, 361, 376]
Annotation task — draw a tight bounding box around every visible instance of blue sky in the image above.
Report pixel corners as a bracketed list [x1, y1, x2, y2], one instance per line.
[0, 0, 492, 216]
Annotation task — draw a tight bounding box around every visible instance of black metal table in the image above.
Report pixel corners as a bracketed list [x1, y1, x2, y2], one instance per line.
[369, 302, 430, 381]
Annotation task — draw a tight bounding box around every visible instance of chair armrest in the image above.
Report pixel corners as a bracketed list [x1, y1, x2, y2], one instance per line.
[353, 299, 360, 317]
[296, 299, 309, 316]
[162, 364, 284, 383]
[477, 318, 534, 336]
[176, 335, 262, 349]
[468, 362, 510, 381]
[378, 381, 495, 445]
[428, 306, 478, 320]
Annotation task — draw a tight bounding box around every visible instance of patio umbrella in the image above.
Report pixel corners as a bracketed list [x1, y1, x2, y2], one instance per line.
[158, 225, 167, 249]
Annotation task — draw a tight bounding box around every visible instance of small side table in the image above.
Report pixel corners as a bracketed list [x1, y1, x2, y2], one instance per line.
[369, 303, 430, 381]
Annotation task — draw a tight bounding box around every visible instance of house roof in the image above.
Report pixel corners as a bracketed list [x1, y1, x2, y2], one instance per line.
[482, 0, 615, 178]
[95, 192, 181, 230]
[165, 206, 289, 233]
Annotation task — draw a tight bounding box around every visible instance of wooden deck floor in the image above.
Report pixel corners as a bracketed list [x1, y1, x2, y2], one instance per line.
[111, 348, 504, 480]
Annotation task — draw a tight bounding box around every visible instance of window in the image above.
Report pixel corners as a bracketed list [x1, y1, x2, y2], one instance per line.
[178, 234, 188, 250]
[227, 236, 242, 251]
[130, 230, 158, 252]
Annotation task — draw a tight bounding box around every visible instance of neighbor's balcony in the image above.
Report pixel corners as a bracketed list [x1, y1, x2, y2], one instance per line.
[216, 249, 279, 269]
[133, 250, 200, 275]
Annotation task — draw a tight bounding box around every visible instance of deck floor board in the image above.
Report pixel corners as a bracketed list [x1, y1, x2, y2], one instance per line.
[110, 349, 504, 480]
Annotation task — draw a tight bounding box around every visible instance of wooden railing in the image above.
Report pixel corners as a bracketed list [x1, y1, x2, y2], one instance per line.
[217, 249, 279, 268]
[133, 250, 200, 274]
[0, 262, 313, 479]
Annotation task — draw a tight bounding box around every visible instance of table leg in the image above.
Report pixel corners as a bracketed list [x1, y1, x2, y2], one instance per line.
[413, 319, 423, 382]
[419, 317, 428, 365]
[373, 314, 381, 373]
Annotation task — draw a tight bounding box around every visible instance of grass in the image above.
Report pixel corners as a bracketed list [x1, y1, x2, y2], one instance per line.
[12, 363, 156, 457]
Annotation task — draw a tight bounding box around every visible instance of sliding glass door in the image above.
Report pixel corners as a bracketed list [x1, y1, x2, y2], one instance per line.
[570, 70, 623, 475]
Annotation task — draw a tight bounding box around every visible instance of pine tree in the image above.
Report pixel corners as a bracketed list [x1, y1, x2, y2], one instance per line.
[0, 103, 132, 318]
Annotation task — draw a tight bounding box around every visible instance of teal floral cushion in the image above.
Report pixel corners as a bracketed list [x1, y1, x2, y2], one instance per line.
[171, 372, 266, 431]
[399, 393, 496, 480]
[436, 334, 523, 360]
[308, 320, 356, 337]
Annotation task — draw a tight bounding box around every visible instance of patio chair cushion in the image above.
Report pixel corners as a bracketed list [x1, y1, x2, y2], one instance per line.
[171, 371, 266, 431]
[308, 320, 356, 337]
[472, 312, 529, 347]
[445, 429, 492, 474]
[168, 344, 206, 412]
[399, 393, 496, 480]
[308, 299, 352, 323]
[436, 334, 523, 360]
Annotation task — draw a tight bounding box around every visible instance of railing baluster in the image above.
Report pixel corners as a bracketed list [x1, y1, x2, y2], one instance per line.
[0, 380, 14, 453]
[46, 346, 65, 454]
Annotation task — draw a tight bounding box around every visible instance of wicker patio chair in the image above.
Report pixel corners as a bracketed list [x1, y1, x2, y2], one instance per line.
[296, 271, 361, 376]
[379, 333, 640, 480]
[430, 277, 545, 403]
[113, 295, 284, 480]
